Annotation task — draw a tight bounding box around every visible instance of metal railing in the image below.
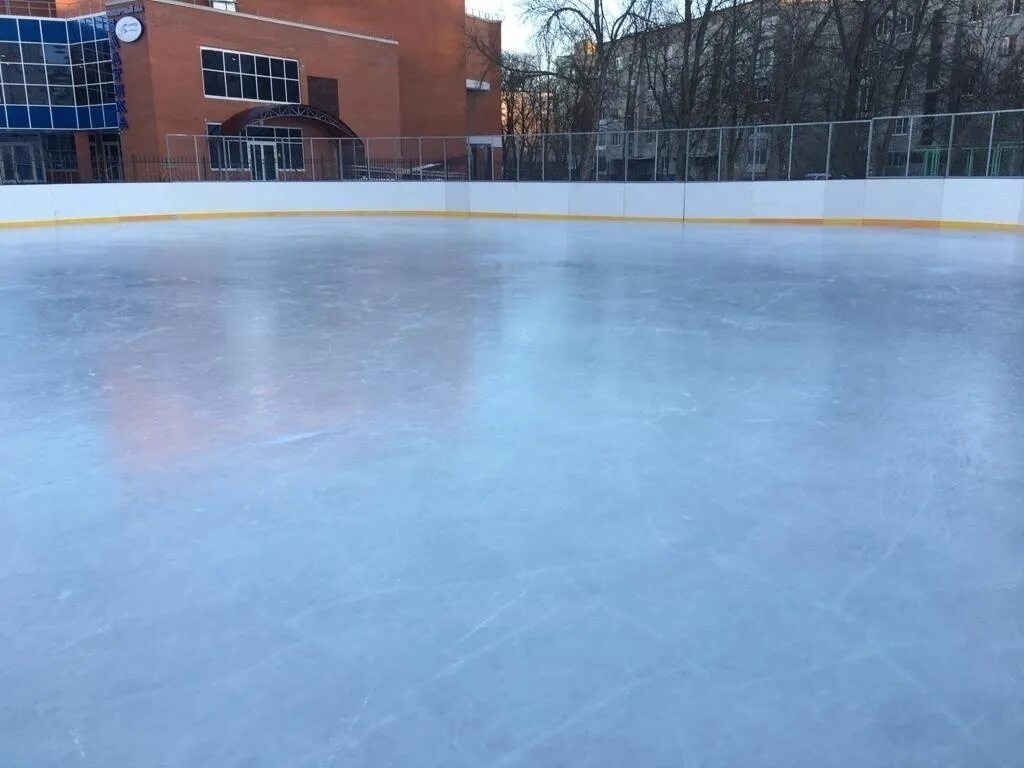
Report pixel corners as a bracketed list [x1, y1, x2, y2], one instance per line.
[155, 109, 1024, 183]
[2, 109, 1023, 185]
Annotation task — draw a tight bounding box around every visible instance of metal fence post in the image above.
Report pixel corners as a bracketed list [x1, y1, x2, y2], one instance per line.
[193, 136, 201, 181]
[684, 129, 690, 182]
[442, 138, 448, 180]
[865, 118, 874, 178]
[338, 139, 344, 180]
[516, 136, 521, 182]
[653, 130, 659, 181]
[717, 127, 723, 181]
[568, 132, 573, 182]
[541, 135, 546, 182]
[985, 112, 996, 176]
[945, 116, 955, 177]
[788, 124, 794, 180]
[905, 115, 914, 177]
[624, 132, 630, 182]
[825, 122, 833, 179]
[752, 128, 756, 182]
[418, 138, 424, 181]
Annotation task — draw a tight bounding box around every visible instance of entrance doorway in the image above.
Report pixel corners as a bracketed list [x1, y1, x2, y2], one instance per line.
[249, 142, 278, 181]
[0, 142, 45, 183]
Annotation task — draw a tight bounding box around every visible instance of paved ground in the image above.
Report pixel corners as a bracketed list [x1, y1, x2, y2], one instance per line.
[2, 217, 1023, 767]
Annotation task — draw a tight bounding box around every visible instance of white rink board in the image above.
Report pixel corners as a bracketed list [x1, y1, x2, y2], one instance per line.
[1, 179, 1022, 229]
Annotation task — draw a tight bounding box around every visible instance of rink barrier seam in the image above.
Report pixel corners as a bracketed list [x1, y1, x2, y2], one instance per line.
[1, 210, 1023, 232]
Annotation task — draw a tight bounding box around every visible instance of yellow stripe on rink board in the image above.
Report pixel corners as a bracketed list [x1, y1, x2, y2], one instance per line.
[0, 209, 1022, 232]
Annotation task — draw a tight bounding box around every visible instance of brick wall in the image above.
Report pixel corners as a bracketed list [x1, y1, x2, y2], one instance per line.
[118, 0, 401, 158]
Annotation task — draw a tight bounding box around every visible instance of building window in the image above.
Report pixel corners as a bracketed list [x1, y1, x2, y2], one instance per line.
[895, 14, 914, 34]
[755, 48, 774, 74]
[206, 123, 304, 171]
[893, 117, 910, 135]
[970, 2, 983, 20]
[210, 0, 237, 10]
[999, 34, 1016, 55]
[0, 14, 116, 130]
[857, 78, 873, 113]
[752, 82, 771, 103]
[1010, 0, 1023, 15]
[201, 47, 300, 104]
[876, 12, 894, 38]
[747, 127, 769, 168]
[610, 132, 623, 146]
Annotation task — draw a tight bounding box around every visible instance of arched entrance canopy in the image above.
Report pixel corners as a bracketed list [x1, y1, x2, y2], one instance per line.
[220, 104, 361, 139]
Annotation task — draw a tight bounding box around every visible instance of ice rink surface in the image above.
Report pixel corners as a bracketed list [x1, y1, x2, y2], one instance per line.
[2, 217, 1023, 767]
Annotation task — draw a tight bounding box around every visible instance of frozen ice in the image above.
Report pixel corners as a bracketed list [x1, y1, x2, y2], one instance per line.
[1, 217, 1023, 767]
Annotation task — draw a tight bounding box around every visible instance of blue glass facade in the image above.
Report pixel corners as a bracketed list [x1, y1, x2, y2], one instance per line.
[0, 14, 118, 131]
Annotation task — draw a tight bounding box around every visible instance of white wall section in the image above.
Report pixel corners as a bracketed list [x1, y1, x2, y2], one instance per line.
[1, 179, 1022, 230]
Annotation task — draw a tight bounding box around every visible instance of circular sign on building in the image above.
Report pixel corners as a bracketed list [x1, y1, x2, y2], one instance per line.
[114, 16, 144, 44]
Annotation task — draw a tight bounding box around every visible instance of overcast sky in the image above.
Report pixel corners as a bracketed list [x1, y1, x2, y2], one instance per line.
[472, 0, 533, 51]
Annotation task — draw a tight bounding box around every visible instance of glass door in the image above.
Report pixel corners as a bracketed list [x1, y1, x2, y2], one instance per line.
[249, 141, 278, 181]
[0, 142, 45, 184]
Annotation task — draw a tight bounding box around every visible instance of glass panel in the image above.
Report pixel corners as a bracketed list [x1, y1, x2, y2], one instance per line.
[3, 83, 27, 104]
[46, 66, 72, 86]
[256, 77, 271, 101]
[0, 19, 20, 43]
[21, 43, 44, 65]
[284, 60, 298, 79]
[201, 49, 223, 69]
[203, 69, 226, 97]
[49, 85, 74, 106]
[285, 80, 299, 103]
[225, 72, 242, 98]
[25, 84, 48, 104]
[270, 58, 284, 78]
[255, 56, 270, 76]
[0, 41, 21, 63]
[240, 54, 256, 74]
[241, 75, 257, 100]
[1, 62, 25, 84]
[18, 19, 43, 44]
[224, 52, 241, 72]
[271, 78, 285, 102]
[41, 20, 68, 45]
[22, 64, 47, 84]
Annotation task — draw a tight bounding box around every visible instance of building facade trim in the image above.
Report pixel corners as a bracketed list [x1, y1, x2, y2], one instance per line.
[149, 0, 399, 46]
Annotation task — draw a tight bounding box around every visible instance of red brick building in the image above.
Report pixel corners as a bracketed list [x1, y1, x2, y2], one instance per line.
[0, 0, 502, 182]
